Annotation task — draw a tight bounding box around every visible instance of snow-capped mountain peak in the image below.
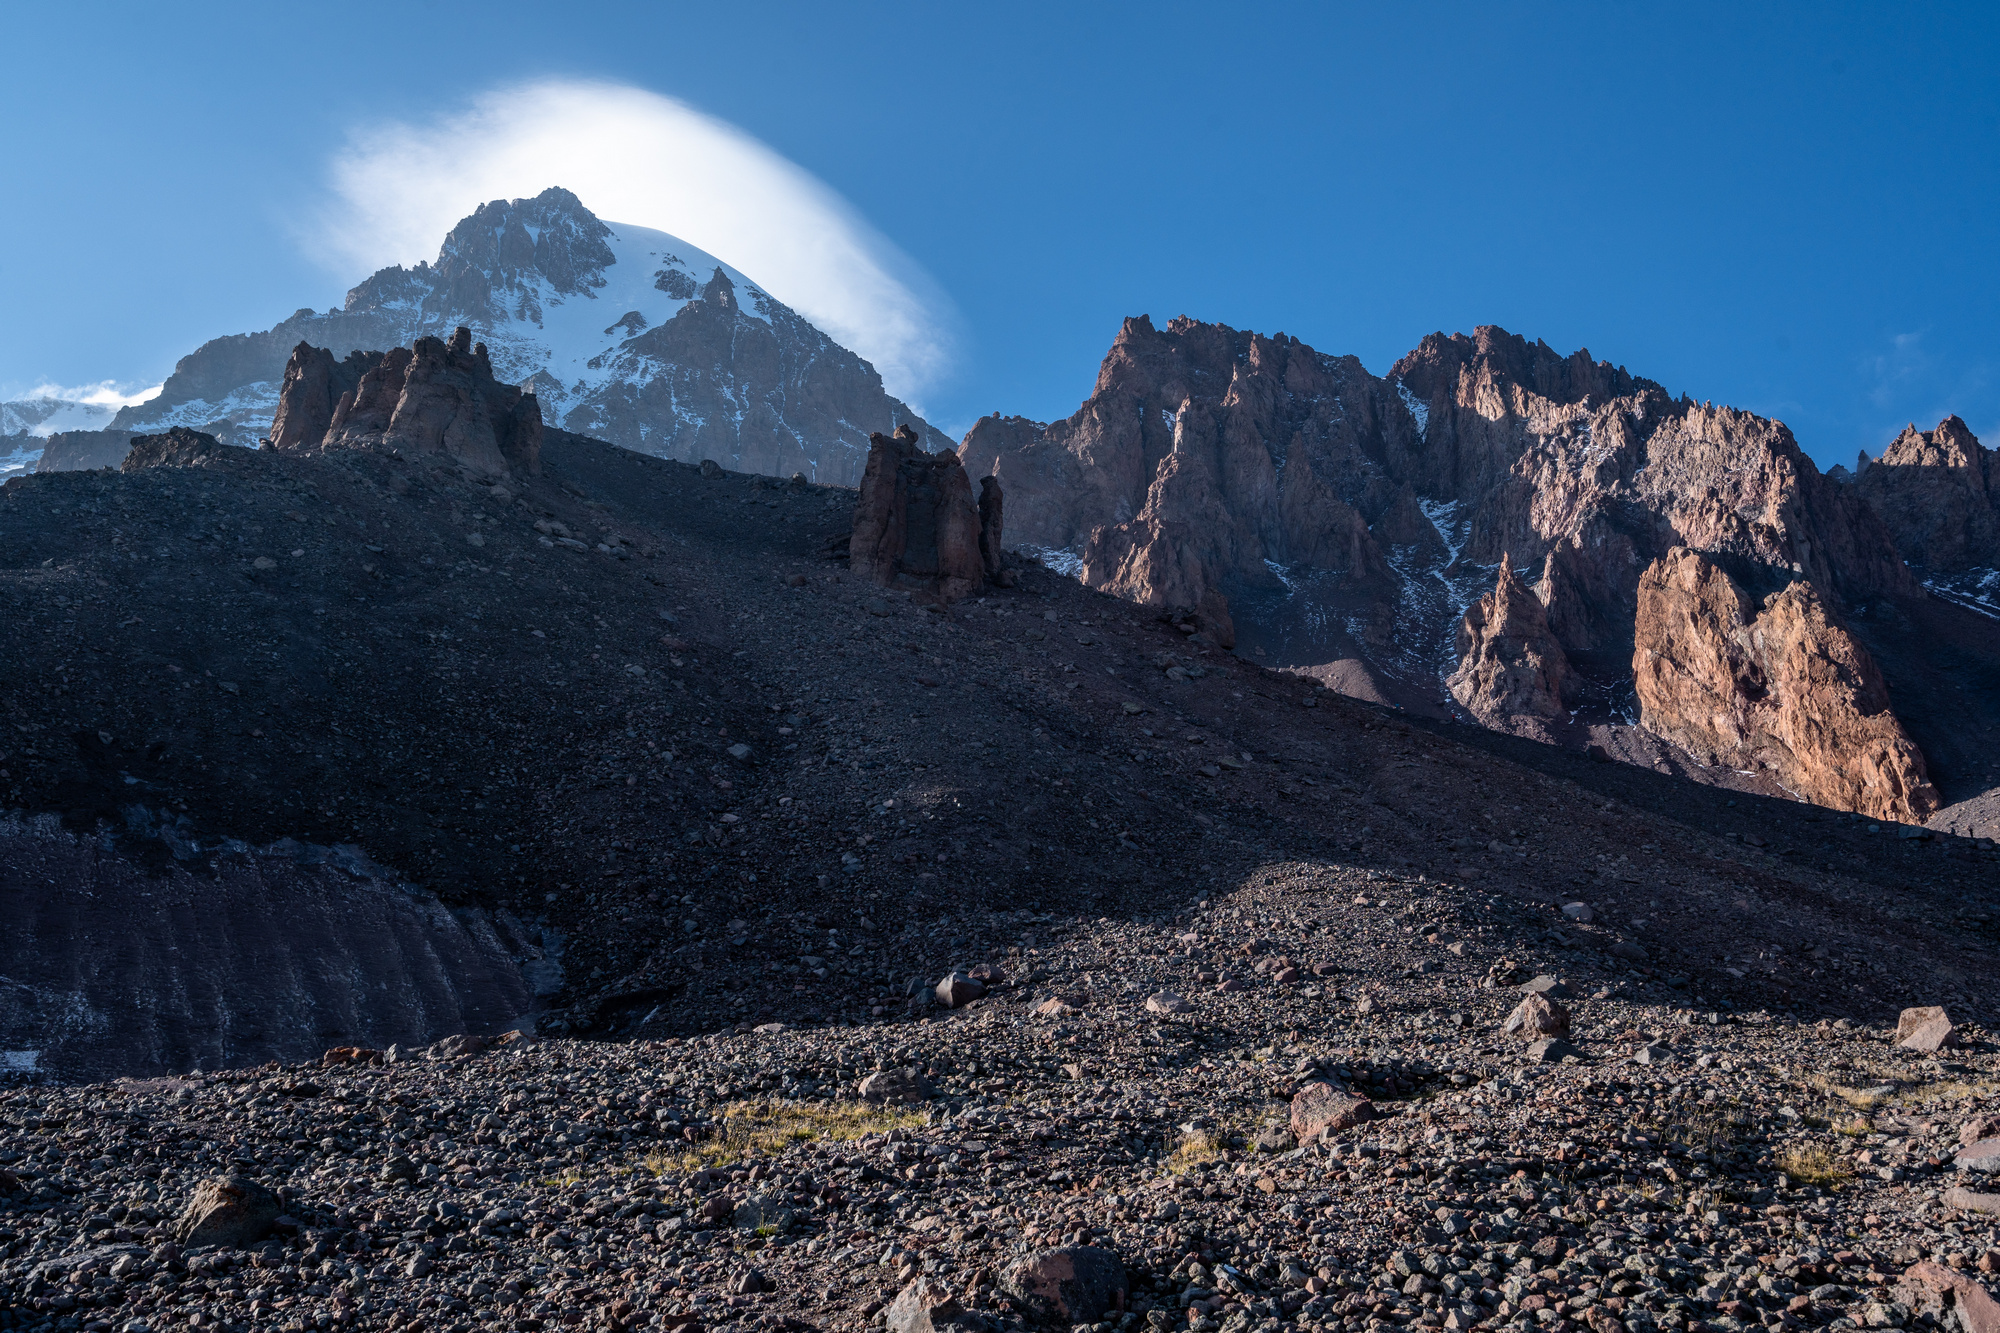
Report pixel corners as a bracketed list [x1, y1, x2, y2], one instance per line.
[107, 187, 944, 482]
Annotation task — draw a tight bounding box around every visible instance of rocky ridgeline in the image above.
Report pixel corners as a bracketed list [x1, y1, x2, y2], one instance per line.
[3, 914, 1999, 1333]
[960, 322, 2000, 823]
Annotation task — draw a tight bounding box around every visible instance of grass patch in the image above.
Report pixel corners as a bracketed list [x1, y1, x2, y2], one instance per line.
[641, 1099, 930, 1176]
[1776, 1142, 1853, 1190]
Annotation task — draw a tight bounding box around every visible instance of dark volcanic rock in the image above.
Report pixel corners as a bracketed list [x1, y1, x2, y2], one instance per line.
[1000, 1245, 1128, 1324]
[176, 1175, 281, 1249]
[1632, 547, 1938, 821]
[122, 426, 229, 471]
[33, 428, 134, 473]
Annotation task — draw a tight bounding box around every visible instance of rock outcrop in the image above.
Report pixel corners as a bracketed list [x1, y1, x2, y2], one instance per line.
[32, 429, 134, 473]
[112, 188, 947, 478]
[1632, 548, 1938, 821]
[121, 426, 228, 472]
[1446, 553, 1576, 738]
[272, 328, 541, 476]
[960, 317, 1403, 626]
[850, 425, 996, 602]
[268, 344, 382, 451]
[1853, 415, 2000, 575]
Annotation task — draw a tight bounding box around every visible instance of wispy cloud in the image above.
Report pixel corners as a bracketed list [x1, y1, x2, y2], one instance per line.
[4, 379, 161, 408]
[308, 78, 958, 409]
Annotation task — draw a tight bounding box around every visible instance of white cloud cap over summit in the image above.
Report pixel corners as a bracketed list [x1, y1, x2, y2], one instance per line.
[313, 78, 958, 408]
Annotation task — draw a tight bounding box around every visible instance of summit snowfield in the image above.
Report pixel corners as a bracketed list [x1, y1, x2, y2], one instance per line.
[109, 188, 947, 484]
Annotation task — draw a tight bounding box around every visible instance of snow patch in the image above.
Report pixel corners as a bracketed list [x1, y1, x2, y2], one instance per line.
[1024, 546, 1084, 579]
[0, 439, 44, 479]
[1924, 568, 2000, 621]
[1264, 558, 1300, 592]
[1396, 380, 1429, 440]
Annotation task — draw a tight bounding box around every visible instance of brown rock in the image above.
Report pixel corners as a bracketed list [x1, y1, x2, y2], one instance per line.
[1896, 1261, 2000, 1333]
[850, 425, 993, 602]
[1290, 1080, 1375, 1141]
[295, 327, 542, 476]
[1632, 547, 1938, 821]
[176, 1175, 281, 1249]
[269, 343, 382, 452]
[1945, 1187, 2000, 1216]
[884, 1276, 966, 1333]
[1963, 1114, 2000, 1147]
[1897, 1005, 1958, 1051]
[1502, 992, 1570, 1040]
[1447, 553, 1576, 738]
[999, 1245, 1128, 1324]
[1855, 416, 2000, 575]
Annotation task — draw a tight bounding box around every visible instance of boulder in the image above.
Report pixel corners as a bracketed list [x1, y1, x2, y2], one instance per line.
[1000, 1245, 1128, 1325]
[732, 1195, 794, 1231]
[1897, 1006, 1958, 1051]
[1944, 1187, 2000, 1216]
[1632, 547, 1937, 822]
[1290, 1081, 1375, 1141]
[122, 426, 228, 472]
[1895, 1261, 2000, 1333]
[1525, 1038, 1585, 1063]
[1502, 993, 1570, 1040]
[1958, 1139, 2000, 1174]
[935, 972, 986, 1008]
[1144, 992, 1193, 1015]
[857, 1068, 937, 1104]
[884, 1276, 968, 1333]
[1963, 1114, 2000, 1147]
[176, 1175, 282, 1249]
[1520, 975, 1573, 999]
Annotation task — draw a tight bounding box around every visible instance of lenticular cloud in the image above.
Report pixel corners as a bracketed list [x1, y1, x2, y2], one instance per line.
[314, 79, 955, 406]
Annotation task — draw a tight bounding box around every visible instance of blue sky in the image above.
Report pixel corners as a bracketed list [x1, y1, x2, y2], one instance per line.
[3, 2, 1996, 467]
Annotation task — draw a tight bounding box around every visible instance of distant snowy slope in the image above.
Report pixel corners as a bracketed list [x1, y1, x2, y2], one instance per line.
[0, 398, 117, 437]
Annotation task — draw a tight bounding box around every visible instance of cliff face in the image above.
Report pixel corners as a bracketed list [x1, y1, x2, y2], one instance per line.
[1632, 549, 1938, 822]
[112, 188, 946, 479]
[965, 318, 1982, 814]
[1853, 415, 2000, 576]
